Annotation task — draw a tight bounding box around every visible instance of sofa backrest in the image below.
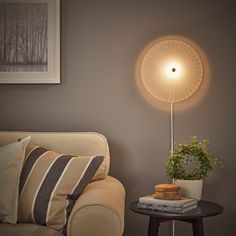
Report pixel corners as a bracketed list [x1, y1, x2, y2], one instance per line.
[0, 131, 110, 180]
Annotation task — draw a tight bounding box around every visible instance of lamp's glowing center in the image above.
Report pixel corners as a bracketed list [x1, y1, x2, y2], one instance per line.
[164, 62, 182, 81]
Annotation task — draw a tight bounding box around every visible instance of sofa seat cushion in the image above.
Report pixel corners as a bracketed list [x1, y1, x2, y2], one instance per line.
[0, 223, 64, 236]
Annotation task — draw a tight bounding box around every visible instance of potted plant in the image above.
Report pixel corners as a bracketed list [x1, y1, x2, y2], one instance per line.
[166, 136, 222, 200]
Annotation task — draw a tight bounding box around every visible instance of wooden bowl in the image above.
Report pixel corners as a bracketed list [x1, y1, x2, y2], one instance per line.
[154, 184, 181, 200]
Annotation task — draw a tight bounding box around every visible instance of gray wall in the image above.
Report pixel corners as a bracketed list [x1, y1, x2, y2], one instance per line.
[0, 0, 236, 235]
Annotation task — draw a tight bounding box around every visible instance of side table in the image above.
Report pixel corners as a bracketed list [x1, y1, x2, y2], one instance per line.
[129, 200, 223, 236]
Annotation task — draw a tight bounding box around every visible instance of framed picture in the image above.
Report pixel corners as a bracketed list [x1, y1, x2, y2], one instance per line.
[0, 0, 60, 84]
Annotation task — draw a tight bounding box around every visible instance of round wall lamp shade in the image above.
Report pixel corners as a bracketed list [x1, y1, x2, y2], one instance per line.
[138, 37, 204, 103]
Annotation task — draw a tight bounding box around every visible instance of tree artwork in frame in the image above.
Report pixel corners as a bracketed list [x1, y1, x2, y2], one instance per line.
[0, 0, 60, 84]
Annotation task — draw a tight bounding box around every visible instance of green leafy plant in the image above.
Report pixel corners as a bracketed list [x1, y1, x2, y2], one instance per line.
[166, 137, 222, 180]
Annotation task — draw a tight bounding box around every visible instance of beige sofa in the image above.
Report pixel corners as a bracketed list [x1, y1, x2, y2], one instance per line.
[0, 131, 125, 236]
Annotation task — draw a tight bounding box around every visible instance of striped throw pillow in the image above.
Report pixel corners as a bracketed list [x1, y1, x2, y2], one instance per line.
[18, 143, 104, 232]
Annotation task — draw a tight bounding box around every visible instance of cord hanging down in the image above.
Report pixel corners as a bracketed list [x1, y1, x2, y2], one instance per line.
[170, 102, 174, 154]
[170, 102, 175, 236]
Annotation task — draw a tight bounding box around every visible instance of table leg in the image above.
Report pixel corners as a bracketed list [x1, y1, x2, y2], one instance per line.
[148, 216, 160, 236]
[192, 218, 204, 236]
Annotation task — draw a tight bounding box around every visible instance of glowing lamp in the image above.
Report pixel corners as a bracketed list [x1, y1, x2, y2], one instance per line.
[140, 38, 203, 103]
[137, 36, 204, 151]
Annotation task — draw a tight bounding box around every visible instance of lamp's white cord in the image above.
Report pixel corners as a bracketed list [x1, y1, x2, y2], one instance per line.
[170, 102, 175, 236]
[171, 102, 174, 154]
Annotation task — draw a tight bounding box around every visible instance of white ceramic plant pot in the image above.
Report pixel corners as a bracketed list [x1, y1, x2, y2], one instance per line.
[175, 179, 203, 200]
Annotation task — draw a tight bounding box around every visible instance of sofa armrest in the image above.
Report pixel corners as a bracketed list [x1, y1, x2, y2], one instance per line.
[67, 176, 125, 236]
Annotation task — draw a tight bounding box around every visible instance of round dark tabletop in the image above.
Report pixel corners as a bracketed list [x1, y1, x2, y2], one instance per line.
[129, 200, 224, 220]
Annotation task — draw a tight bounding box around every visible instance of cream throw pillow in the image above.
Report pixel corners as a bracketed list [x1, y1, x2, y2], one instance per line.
[0, 136, 31, 223]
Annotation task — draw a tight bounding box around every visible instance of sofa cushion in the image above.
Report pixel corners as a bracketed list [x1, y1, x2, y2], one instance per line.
[0, 136, 31, 223]
[0, 223, 64, 236]
[18, 143, 104, 232]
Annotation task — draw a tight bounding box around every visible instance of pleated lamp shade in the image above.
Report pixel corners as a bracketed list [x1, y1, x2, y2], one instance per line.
[139, 38, 203, 103]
